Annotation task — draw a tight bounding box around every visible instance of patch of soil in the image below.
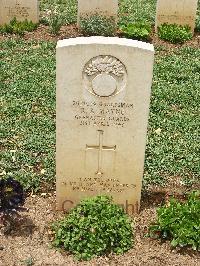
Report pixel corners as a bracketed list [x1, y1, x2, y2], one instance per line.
[0, 24, 200, 50]
[0, 24, 81, 42]
[0, 192, 199, 266]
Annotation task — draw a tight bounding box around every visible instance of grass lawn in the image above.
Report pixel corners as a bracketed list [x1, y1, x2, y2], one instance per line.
[1, 40, 199, 191]
[1, 41, 56, 190]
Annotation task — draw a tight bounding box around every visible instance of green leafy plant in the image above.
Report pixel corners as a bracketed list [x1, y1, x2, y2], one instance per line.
[196, 21, 200, 32]
[196, 17, 200, 32]
[52, 195, 133, 260]
[80, 14, 116, 36]
[196, 2, 200, 32]
[0, 18, 38, 36]
[149, 191, 200, 251]
[46, 7, 63, 35]
[158, 23, 192, 43]
[119, 21, 152, 40]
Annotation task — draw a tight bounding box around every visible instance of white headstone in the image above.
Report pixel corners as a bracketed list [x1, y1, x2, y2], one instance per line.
[77, 0, 118, 26]
[156, 0, 198, 32]
[56, 37, 154, 215]
[0, 0, 39, 25]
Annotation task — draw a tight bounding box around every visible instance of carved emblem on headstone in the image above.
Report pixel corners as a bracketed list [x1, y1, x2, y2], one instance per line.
[83, 55, 127, 97]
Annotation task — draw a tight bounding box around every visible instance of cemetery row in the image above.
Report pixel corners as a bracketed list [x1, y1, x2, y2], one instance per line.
[0, 0, 199, 43]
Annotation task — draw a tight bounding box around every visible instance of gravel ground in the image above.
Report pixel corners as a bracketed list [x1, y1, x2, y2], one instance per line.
[0, 191, 199, 266]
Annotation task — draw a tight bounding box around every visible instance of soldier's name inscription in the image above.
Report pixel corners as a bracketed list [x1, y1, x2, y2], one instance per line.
[72, 100, 134, 128]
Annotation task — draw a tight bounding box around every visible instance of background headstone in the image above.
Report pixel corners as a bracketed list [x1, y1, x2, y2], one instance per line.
[77, 0, 118, 26]
[0, 0, 39, 25]
[56, 37, 154, 215]
[156, 0, 198, 32]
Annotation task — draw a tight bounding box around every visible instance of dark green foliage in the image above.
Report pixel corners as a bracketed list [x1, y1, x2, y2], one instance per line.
[149, 191, 200, 251]
[158, 23, 192, 44]
[196, 16, 200, 32]
[119, 21, 152, 40]
[80, 14, 116, 36]
[0, 18, 38, 36]
[196, 20, 200, 32]
[196, 0, 200, 32]
[52, 195, 133, 260]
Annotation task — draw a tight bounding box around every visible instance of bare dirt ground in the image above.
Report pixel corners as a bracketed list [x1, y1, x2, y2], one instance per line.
[0, 186, 199, 266]
[0, 24, 200, 49]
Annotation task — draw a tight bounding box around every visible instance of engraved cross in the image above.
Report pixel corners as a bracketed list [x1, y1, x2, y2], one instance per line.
[86, 130, 116, 175]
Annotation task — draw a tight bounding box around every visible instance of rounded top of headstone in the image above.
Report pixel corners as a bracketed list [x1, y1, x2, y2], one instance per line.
[57, 37, 154, 53]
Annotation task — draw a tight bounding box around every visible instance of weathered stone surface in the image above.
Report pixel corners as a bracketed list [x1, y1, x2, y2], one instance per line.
[77, 0, 118, 25]
[0, 0, 39, 25]
[56, 37, 154, 214]
[156, 0, 198, 32]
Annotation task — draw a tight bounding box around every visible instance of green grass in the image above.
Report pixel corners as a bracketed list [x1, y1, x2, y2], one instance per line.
[40, 0, 77, 25]
[1, 40, 199, 191]
[119, 0, 157, 25]
[0, 40, 56, 190]
[144, 46, 200, 187]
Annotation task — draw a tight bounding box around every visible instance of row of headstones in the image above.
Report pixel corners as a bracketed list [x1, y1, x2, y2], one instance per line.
[0, 0, 199, 33]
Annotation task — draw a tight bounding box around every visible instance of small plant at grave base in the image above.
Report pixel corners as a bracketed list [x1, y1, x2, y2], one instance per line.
[196, 7, 200, 32]
[149, 191, 200, 251]
[0, 177, 25, 234]
[157, 23, 192, 44]
[23, 257, 34, 266]
[196, 18, 200, 32]
[119, 21, 152, 41]
[80, 14, 116, 36]
[46, 7, 63, 35]
[0, 17, 38, 36]
[52, 195, 133, 261]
